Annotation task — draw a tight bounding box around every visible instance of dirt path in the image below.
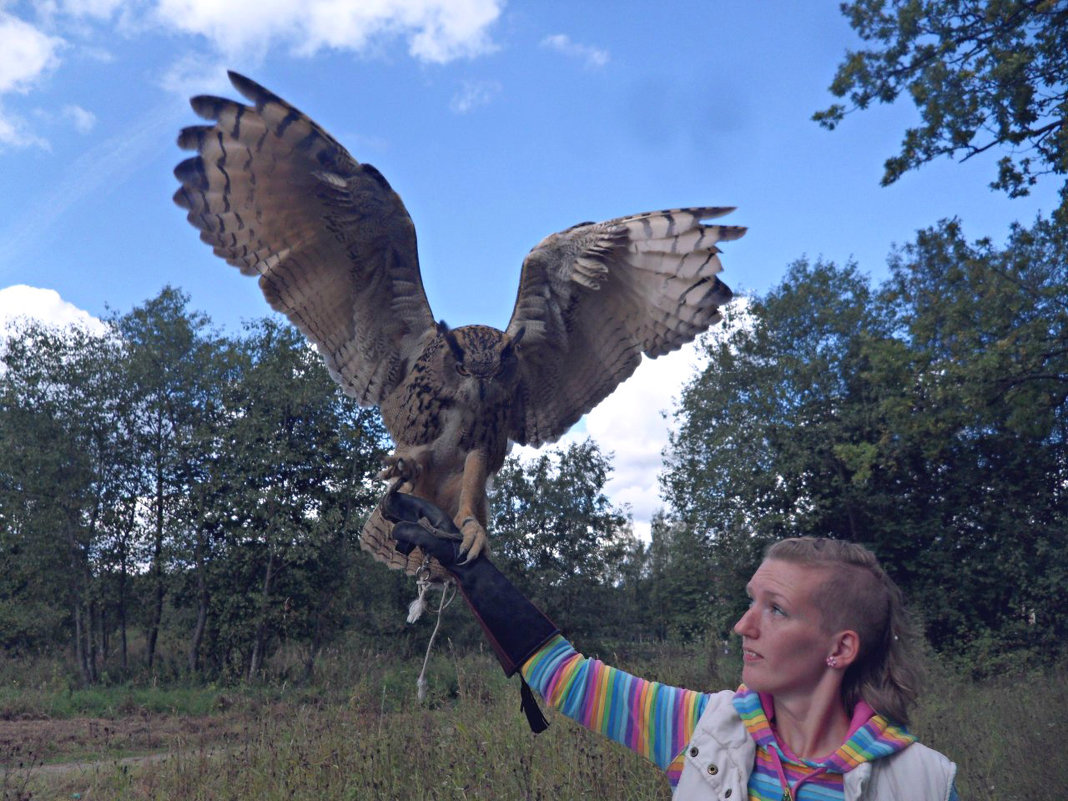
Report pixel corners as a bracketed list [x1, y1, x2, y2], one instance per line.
[27, 751, 173, 777]
[0, 711, 244, 773]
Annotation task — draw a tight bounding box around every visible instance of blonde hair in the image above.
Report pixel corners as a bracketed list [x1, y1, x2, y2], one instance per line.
[764, 537, 923, 725]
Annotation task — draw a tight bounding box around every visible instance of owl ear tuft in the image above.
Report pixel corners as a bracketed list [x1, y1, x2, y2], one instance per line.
[437, 320, 465, 363]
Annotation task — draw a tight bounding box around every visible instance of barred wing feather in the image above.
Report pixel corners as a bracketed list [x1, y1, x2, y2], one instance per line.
[507, 207, 743, 445]
[173, 71, 435, 407]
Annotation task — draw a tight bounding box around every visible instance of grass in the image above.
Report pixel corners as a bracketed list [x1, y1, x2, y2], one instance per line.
[915, 659, 1068, 801]
[2, 641, 1066, 800]
[0, 684, 223, 720]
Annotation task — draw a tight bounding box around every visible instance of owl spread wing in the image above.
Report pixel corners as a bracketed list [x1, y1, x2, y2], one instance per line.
[173, 71, 436, 406]
[506, 208, 744, 446]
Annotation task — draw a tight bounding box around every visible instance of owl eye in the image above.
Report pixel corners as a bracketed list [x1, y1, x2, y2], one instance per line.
[455, 363, 470, 377]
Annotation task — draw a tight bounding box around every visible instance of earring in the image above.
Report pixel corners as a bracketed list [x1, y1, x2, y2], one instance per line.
[826, 656, 838, 668]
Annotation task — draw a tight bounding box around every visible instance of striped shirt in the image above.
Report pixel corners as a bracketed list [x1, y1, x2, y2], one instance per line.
[522, 634, 944, 799]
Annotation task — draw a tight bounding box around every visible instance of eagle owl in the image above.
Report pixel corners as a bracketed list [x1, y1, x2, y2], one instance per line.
[173, 72, 744, 575]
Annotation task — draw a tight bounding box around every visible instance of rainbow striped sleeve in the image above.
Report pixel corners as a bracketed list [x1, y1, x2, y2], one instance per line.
[521, 634, 708, 774]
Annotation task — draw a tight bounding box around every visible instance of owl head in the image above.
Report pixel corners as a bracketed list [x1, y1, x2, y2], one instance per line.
[438, 321, 525, 403]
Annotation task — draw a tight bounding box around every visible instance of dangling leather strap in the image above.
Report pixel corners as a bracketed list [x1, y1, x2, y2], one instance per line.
[520, 676, 549, 734]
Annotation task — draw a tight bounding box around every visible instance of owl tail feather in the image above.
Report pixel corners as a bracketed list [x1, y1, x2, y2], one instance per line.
[360, 500, 453, 582]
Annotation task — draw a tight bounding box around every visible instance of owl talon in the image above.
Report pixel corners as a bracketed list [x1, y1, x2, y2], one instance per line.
[378, 454, 423, 492]
[457, 517, 489, 562]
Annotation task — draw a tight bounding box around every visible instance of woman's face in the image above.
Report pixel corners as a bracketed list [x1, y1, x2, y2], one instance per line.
[733, 558, 837, 698]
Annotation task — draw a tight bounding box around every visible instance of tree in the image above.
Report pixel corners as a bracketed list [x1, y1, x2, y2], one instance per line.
[0, 325, 85, 658]
[645, 511, 719, 641]
[0, 321, 135, 681]
[666, 260, 888, 540]
[815, 0, 1068, 221]
[870, 217, 1068, 661]
[201, 318, 388, 680]
[489, 440, 634, 640]
[0, 290, 429, 676]
[115, 287, 231, 672]
[663, 262, 890, 639]
[663, 227, 1068, 667]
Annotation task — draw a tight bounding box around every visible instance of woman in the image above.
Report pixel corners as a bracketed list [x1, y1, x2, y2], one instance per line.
[385, 492, 959, 800]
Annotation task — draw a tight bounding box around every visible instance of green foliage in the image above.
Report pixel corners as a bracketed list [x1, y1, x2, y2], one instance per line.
[816, 0, 1068, 222]
[663, 218, 1068, 666]
[644, 512, 719, 641]
[4, 248, 1063, 680]
[189, 318, 389, 680]
[663, 260, 887, 637]
[871, 217, 1068, 656]
[0, 600, 65, 655]
[0, 287, 653, 683]
[0, 322, 132, 673]
[0, 290, 395, 684]
[489, 440, 640, 641]
[113, 287, 238, 675]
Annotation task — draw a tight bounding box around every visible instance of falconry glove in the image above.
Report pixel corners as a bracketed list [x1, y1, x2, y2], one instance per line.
[383, 491, 557, 732]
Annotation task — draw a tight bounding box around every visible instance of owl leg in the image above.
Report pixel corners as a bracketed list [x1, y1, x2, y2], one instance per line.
[456, 449, 490, 561]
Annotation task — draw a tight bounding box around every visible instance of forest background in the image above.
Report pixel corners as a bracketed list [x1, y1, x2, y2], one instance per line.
[1, 2, 1066, 799]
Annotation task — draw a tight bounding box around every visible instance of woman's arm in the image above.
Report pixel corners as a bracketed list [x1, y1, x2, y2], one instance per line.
[385, 493, 709, 783]
[522, 634, 709, 774]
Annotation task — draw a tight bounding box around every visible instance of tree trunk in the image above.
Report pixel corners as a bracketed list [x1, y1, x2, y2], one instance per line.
[88, 597, 100, 683]
[73, 602, 92, 687]
[247, 549, 276, 680]
[302, 603, 328, 684]
[188, 527, 209, 675]
[147, 441, 165, 671]
[66, 517, 93, 687]
[118, 554, 128, 674]
[101, 604, 109, 662]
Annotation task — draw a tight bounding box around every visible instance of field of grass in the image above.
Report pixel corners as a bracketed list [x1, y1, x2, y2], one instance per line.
[1, 640, 1065, 800]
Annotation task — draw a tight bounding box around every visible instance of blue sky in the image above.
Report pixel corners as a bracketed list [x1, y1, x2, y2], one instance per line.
[0, 0, 1061, 537]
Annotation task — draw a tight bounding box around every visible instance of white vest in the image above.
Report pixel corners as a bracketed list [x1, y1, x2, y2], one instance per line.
[674, 690, 957, 801]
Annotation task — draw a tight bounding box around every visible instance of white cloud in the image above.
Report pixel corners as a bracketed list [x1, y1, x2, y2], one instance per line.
[77, 45, 116, 63]
[404, 0, 501, 63]
[449, 78, 500, 113]
[157, 52, 232, 97]
[540, 33, 609, 69]
[62, 103, 96, 132]
[0, 12, 64, 94]
[0, 10, 65, 148]
[0, 103, 49, 148]
[589, 342, 707, 540]
[0, 285, 105, 333]
[153, 0, 502, 63]
[0, 1, 502, 147]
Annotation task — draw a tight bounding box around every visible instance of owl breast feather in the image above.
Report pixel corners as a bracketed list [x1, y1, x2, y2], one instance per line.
[381, 335, 515, 465]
